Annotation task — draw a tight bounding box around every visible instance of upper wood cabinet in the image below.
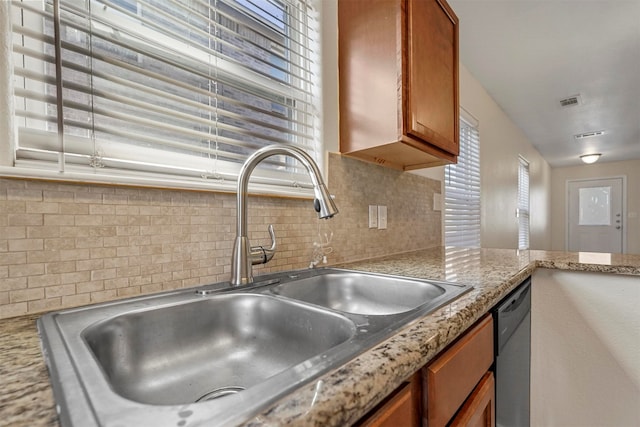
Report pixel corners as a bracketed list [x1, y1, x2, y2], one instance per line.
[338, 0, 459, 170]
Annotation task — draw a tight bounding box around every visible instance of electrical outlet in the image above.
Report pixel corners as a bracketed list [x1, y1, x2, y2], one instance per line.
[378, 205, 387, 229]
[368, 205, 378, 228]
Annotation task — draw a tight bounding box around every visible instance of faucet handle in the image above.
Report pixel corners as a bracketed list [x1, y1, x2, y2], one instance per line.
[265, 224, 276, 251]
[250, 224, 276, 265]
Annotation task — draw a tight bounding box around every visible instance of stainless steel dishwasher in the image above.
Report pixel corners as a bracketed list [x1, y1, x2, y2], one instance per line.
[493, 277, 531, 427]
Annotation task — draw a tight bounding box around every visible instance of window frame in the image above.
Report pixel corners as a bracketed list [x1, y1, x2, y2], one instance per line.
[2, 0, 323, 197]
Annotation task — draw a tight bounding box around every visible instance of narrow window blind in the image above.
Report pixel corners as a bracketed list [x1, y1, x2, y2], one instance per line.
[517, 156, 530, 249]
[10, 0, 321, 195]
[444, 111, 480, 248]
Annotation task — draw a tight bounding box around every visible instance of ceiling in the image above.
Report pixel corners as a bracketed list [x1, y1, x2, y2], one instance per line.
[448, 0, 640, 167]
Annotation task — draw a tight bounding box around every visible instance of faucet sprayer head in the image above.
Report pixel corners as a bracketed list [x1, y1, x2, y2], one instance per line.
[313, 183, 338, 219]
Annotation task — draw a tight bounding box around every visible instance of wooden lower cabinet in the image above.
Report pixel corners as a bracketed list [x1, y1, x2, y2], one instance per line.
[450, 371, 495, 427]
[423, 314, 494, 427]
[356, 371, 421, 427]
[356, 314, 495, 427]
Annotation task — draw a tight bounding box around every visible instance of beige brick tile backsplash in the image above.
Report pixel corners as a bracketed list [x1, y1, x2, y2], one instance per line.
[0, 153, 441, 319]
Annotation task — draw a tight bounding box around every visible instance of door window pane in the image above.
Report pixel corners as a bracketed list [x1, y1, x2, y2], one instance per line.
[579, 186, 611, 225]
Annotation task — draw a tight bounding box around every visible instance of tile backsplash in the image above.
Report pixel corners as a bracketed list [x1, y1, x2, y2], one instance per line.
[0, 153, 441, 319]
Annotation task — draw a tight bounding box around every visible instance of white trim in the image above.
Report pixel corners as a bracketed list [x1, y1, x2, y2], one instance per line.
[0, 2, 15, 167]
[460, 105, 479, 128]
[0, 165, 315, 198]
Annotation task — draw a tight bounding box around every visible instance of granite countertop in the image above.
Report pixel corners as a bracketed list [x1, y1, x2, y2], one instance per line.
[2, 248, 639, 427]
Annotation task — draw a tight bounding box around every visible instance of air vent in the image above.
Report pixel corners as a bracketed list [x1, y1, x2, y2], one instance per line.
[575, 130, 605, 140]
[559, 95, 582, 108]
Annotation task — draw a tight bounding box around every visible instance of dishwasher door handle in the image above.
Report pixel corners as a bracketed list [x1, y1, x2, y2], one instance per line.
[501, 283, 530, 314]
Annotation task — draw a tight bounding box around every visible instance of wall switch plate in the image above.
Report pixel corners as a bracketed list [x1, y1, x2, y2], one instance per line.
[433, 193, 442, 212]
[368, 205, 378, 228]
[378, 205, 387, 229]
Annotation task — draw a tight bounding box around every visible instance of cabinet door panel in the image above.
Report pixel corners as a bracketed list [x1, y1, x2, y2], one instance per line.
[423, 315, 493, 427]
[450, 371, 495, 427]
[358, 372, 421, 427]
[338, 0, 459, 169]
[406, 0, 459, 155]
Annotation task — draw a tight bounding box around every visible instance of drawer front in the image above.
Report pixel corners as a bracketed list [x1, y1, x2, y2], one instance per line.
[423, 314, 494, 427]
[358, 372, 421, 427]
[450, 371, 495, 427]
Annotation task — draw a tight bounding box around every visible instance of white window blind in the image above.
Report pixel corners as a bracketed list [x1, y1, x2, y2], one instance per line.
[517, 156, 530, 249]
[444, 111, 480, 248]
[10, 0, 321, 195]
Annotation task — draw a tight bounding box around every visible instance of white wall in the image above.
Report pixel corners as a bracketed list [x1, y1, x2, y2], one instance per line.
[401, 64, 555, 250]
[320, 0, 339, 174]
[410, 68, 553, 251]
[531, 269, 640, 426]
[550, 160, 640, 254]
[458, 65, 551, 250]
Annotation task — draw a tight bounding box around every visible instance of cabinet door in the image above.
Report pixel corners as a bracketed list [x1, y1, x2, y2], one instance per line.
[358, 372, 421, 427]
[406, 0, 459, 156]
[450, 372, 496, 427]
[423, 315, 493, 427]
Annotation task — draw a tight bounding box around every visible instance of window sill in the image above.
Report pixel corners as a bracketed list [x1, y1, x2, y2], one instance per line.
[0, 166, 316, 200]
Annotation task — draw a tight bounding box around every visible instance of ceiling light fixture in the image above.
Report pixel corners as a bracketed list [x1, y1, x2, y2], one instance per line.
[580, 153, 601, 164]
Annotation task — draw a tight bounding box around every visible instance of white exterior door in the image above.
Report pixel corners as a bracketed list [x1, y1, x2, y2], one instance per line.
[567, 178, 624, 253]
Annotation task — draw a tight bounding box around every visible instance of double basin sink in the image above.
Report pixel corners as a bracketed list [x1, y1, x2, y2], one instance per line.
[38, 268, 471, 426]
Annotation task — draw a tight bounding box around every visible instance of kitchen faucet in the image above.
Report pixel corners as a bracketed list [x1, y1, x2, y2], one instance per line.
[231, 145, 338, 286]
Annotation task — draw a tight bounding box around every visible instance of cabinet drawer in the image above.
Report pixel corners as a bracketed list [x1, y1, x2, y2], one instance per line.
[423, 314, 494, 427]
[357, 372, 421, 427]
[450, 371, 495, 427]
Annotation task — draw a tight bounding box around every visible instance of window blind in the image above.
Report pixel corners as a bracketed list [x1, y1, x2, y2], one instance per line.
[444, 111, 480, 248]
[444, 246, 481, 282]
[10, 0, 321, 195]
[517, 156, 530, 249]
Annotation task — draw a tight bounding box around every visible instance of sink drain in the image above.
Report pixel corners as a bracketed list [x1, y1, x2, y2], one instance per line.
[195, 386, 245, 402]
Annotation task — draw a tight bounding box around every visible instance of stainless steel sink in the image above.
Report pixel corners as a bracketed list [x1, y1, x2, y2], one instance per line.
[270, 272, 446, 315]
[83, 294, 356, 405]
[38, 268, 471, 427]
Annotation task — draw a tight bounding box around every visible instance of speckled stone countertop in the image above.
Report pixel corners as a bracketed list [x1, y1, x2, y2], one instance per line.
[2, 248, 639, 427]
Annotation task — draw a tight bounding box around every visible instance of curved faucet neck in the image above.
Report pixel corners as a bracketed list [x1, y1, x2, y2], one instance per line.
[231, 145, 338, 286]
[236, 145, 323, 239]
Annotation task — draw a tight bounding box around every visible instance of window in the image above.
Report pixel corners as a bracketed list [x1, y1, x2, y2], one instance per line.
[8, 0, 321, 196]
[444, 110, 480, 248]
[517, 156, 530, 249]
